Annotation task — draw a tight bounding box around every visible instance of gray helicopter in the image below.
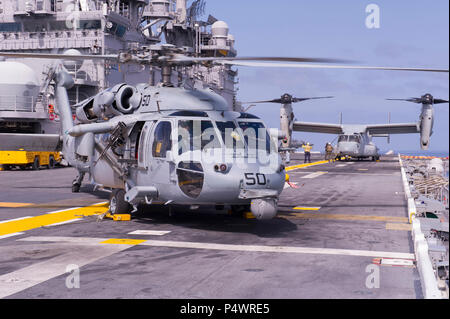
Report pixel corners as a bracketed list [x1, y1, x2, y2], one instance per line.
[1, 47, 447, 220]
[247, 93, 448, 161]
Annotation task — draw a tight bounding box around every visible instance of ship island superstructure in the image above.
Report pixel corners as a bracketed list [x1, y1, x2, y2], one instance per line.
[0, 0, 239, 157]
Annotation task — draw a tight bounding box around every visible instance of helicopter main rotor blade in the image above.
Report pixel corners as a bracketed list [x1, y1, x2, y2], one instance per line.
[0, 52, 119, 61]
[242, 99, 285, 104]
[1, 51, 447, 73]
[219, 61, 449, 73]
[434, 99, 449, 104]
[292, 96, 333, 103]
[172, 56, 349, 64]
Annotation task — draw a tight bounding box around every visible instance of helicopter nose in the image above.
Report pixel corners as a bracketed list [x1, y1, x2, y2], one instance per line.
[338, 142, 359, 155]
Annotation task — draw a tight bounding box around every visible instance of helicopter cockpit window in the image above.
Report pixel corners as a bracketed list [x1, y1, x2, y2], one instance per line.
[238, 113, 261, 119]
[338, 135, 348, 142]
[152, 121, 172, 158]
[348, 135, 361, 143]
[238, 121, 273, 154]
[215, 121, 245, 155]
[178, 120, 221, 155]
[170, 111, 208, 118]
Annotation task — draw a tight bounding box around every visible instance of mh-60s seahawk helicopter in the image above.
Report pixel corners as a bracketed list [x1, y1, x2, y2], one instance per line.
[1, 46, 448, 220]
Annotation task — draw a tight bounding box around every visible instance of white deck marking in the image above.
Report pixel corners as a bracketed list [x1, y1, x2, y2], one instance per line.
[380, 258, 415, 267]
[0, 232, 24, 240]
[140, 240, 415, 259]
[128, 230, 171, 236]
[326, 172, 396, 176]
[45, 208, 81, 214]
[48, 219, 80, 227]
[301, 171, 328, 179]
[0, 241, 131, 299]
[0, 217, 31, 224]
[18, 236, 414, 259]
[335, 164, 347, 167]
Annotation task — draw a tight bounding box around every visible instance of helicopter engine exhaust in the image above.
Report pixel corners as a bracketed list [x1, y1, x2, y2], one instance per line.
[114, 85, 142, 114]
[76, 84, 141, 122]
[250, 198, 278, 220]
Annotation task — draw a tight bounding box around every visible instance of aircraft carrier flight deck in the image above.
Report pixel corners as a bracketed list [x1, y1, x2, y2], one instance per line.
[0, 154, 426, 299]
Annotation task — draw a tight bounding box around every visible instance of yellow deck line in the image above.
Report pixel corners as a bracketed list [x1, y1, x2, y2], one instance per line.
[385, 223, 412, 231]
[285, 212, 409, 223]
[100, 238, 147, 245]
[0, 202, 33, 208]
[285, 160, 330, 172]
[0, 202, 109, 237]
[293, 207, 321, 211]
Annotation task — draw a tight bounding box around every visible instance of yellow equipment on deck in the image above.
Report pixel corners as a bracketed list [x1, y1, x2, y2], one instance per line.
[0, 150, 61, 170]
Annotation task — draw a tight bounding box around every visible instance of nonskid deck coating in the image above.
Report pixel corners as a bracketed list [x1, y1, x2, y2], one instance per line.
[0, 154, 422, 298]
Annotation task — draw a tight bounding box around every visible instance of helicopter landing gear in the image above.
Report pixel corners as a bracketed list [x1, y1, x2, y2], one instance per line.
[109, 189, 132, 215]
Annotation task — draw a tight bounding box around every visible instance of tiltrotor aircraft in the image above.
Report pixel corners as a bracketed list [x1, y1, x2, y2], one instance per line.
[1, 47, 448, 220]
[247, 93, 449, 161]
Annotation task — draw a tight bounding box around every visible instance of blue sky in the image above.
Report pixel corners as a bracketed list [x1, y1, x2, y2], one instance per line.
[202, 0, 449, 153]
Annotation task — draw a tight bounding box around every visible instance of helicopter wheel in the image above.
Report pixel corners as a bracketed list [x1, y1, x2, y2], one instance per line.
[72, 182, 81, 193]
[109, 189, 131, 215]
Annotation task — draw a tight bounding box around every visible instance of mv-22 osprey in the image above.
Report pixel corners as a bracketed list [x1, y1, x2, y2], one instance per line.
[247, 92, 448, 161]
[1, 47, 447, 219]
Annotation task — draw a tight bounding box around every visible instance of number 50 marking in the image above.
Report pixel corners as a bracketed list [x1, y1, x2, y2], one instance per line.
[245, 173, 267, 186]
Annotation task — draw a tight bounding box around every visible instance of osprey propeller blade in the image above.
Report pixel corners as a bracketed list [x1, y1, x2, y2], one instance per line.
[244, 94, 333, 105]
[387, 94, 449, 105]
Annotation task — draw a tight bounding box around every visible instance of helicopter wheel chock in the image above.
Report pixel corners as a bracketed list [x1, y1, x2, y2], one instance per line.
[230, 205, 251, 218]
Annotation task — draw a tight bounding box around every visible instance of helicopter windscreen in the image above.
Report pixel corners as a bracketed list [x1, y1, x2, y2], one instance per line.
[237, 121, 273, 154]
[348, 135, 361, 143]
[178, 120, 221, 155]
[338, 135, 361, 143]
[215, 121, 245, 156]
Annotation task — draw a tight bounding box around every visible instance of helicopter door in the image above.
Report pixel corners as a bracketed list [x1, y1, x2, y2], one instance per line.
[148, 120, 175, 184]
[137, 121, 155, 170]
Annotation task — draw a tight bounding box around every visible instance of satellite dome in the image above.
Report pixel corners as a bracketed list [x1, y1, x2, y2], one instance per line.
[0, 61, 40, 86]
[427, 158, 444, 174]
[0, 61, 40, 111]
[63, 49, 83, 71]
[211, 20, 229, 38]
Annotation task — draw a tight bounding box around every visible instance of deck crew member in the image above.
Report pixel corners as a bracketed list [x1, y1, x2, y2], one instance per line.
[325, 143, 333, 161]
[302, 142, 312, 163]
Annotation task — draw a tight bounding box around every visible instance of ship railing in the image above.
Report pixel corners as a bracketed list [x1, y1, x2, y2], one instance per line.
[0, 95, 47, 113]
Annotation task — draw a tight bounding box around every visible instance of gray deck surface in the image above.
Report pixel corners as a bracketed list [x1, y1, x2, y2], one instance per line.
[0, 154, 422, 299]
